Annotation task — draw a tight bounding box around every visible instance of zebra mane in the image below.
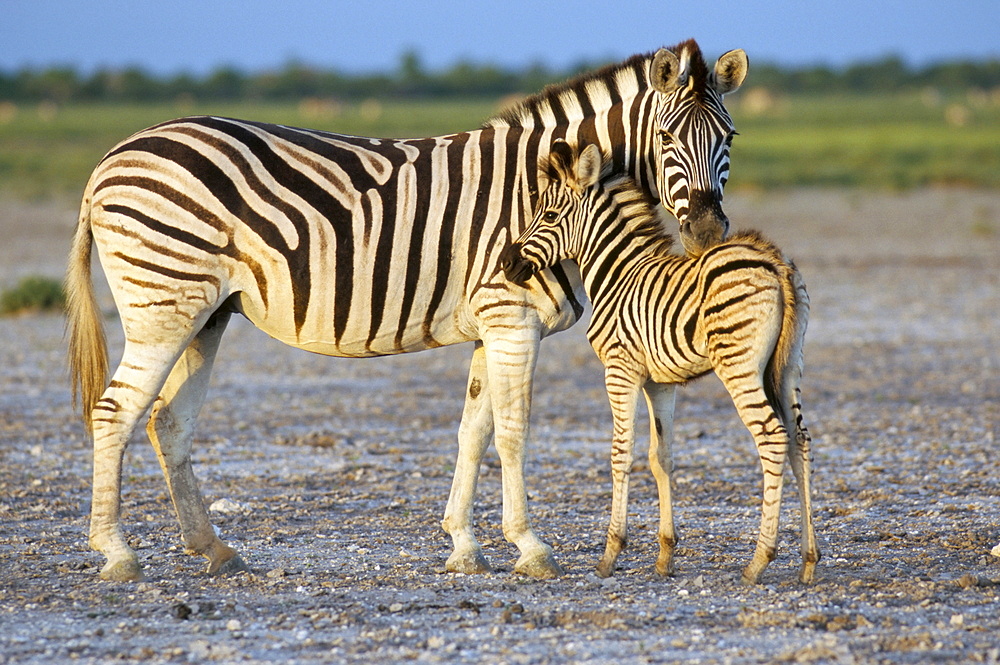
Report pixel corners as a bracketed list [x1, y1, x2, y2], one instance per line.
[483, 40, 710, 129]
[603, 175, 677, 258]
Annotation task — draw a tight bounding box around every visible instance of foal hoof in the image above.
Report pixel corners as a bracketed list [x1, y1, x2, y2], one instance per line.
[515, 549, 563, 579]
[99, 557, 145, 582]
[446, 548, 493, 575]
[654, 557, 675, 578]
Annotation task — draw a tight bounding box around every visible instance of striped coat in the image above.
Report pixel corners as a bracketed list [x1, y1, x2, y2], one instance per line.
[66, 40, 749, 581]
[502, 141, 819, 584]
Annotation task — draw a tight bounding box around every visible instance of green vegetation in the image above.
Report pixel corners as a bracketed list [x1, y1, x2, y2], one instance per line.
[2, 52, 997, 195]
[727, 91, 1000, 190]
[0, 89, 998, 199]
[0, 275, 65, 315]
[0, 99, 501, 199]
[2, 53, 997, 103]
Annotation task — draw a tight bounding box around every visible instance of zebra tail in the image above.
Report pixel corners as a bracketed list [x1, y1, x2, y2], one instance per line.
[765, 256, 808, 421]
[65, 188, 109, 431]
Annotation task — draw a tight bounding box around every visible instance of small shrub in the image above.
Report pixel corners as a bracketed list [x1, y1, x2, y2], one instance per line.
[0, 276, 65, 315]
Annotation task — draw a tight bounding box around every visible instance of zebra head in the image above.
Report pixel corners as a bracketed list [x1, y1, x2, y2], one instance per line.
[648, 40, 748, 257]
[502, 140, 608, 285]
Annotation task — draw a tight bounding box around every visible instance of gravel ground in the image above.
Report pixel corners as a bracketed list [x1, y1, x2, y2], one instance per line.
[0, 188, 998, 664]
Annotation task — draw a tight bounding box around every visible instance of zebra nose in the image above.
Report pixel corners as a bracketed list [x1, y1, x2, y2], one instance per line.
[499, 243, 536, 284]
[680, 190, 730, 256]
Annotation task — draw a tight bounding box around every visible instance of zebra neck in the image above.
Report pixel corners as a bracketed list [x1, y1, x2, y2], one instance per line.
[578, 219, 679, 305]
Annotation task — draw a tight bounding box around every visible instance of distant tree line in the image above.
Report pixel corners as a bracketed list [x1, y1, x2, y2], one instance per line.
[1, 51, 998, 103]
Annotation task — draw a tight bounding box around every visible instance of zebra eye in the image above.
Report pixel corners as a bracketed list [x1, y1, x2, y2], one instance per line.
[658, 130, 675, 146]
[543, 210, 559, 221]
[725, 131, 739, 147]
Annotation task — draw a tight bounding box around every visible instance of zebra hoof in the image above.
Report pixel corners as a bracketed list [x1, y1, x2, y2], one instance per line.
[514, 552, 564, 580]
[654, 556, 675, 578]
[99, 556, 145, 582]
[515, 549, 563, 579]
[208, 551, 250, 576]
[446, 548, 493, 575]
[798, 561, 816, 584]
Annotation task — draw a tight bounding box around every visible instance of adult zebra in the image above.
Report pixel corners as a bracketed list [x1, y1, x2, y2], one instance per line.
[67, 39, 748, 581]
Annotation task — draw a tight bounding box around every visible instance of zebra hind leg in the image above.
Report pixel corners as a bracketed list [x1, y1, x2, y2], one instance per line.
[89, 337, 198, 581]
[784, 382, 820, 584]
[717, 371, 788, 586]
[146, 310, 248, 577]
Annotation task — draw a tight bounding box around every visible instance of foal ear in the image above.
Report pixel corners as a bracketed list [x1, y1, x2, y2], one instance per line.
[650, 47, 683, 95]
[712, 49, 748, 95]
[543, 139, 576, 184]
[574, 144, 602, 189]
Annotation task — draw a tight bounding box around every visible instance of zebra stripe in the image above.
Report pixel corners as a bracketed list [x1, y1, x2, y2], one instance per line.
[66, 40, 747, 582]
[502, 141, 819, 584]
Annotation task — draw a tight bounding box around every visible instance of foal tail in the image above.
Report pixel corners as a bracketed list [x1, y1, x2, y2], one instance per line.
[65, 187, 109, 430]
[767, 249, 809, 423]
[727, 229, 808, 419]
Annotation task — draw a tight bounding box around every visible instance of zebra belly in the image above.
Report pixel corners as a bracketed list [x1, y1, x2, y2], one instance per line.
[235, 291, 475, 358]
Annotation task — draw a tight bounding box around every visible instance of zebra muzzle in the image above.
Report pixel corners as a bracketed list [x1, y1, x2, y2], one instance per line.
[499, 243, 537, 285]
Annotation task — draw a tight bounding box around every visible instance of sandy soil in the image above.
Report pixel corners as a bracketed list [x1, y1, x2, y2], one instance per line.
[0, 188, 998, 664]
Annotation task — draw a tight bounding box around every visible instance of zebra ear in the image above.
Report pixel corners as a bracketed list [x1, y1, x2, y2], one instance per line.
[574, 144, 602, 189]
[544, 139, 575, 183]
[650, 48, 682, 94]
[712, 49, 748, 95]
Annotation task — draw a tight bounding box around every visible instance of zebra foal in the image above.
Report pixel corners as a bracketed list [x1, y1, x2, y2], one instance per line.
[501, 141, 819, 584]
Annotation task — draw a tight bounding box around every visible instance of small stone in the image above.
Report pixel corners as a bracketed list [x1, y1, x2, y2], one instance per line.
[171, 602, 192, 620]
[209, 498, 246, 514]
[226, 619, 242, 632]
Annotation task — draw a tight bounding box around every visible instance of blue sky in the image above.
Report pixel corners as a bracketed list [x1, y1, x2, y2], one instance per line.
[3, 0, 998, 76]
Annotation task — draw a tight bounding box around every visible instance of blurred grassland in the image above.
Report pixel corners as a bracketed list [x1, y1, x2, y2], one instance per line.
[0, 89, 998, 200]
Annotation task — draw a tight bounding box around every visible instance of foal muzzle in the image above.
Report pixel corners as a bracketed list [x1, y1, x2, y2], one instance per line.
[499, 242, 538, 285]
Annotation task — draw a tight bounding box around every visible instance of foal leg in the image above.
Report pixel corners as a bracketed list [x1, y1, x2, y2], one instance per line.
[714, 351, 788, 585]
[643, 382, 678, 577]
[783, 380, 820, 583]
[442, 341, 495, 574]
[146, 311, 247, 576]
[596, 365, 643, 578]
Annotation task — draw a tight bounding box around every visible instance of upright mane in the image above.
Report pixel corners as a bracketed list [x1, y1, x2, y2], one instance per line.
[601, 174, 677, 258]
[483, 54, 650, 129]
[483, 39, 711, 130]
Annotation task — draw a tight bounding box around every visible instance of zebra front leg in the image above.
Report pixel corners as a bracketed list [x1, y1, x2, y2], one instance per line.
[596, 367, 642, 578]
[89, 341, 188, 581]
[147, 312, 247, 577]
[442, 342, 494, 574]
[483, 331, 562, 579]
[643, 382, 678, 577]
